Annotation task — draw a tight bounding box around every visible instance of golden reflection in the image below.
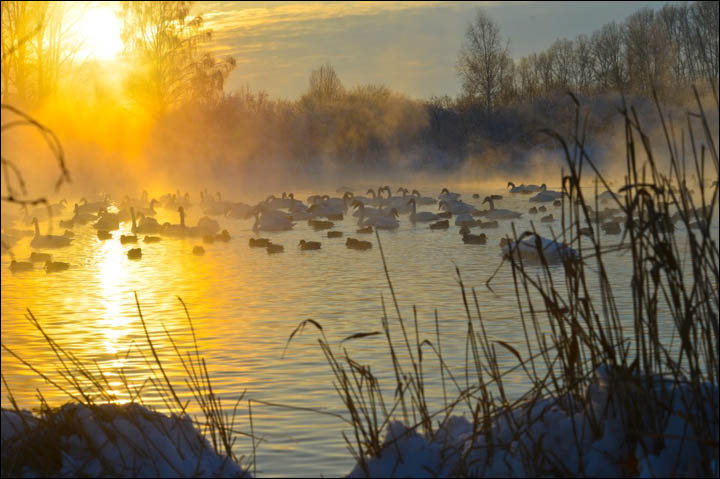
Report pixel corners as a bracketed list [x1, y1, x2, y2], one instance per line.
[96, 237, 133, 355]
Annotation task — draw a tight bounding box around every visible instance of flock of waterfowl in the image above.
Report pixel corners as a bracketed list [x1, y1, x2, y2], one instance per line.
[4, 181, 711, 273]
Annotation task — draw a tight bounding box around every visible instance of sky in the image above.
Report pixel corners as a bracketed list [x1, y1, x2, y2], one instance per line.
[191, 1, 672, 100]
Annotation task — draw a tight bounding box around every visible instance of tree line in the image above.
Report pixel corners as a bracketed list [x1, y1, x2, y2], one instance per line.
[457, 2, 719, 112]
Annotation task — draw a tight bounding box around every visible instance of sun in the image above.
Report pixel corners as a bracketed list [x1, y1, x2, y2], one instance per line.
[74, 6, 124, 61]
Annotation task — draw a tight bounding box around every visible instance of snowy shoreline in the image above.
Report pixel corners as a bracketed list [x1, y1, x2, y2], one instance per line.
[3, 366, 717, 478]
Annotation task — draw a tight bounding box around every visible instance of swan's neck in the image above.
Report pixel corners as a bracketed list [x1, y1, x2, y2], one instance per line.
[131, 208, 137, 233]
[487, 199, 495, 210]
[180, 209, 185, 228]
[33, 219, 40, 237]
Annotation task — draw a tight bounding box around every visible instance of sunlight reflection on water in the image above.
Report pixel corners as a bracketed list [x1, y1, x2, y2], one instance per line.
[2, 187, 717, 477]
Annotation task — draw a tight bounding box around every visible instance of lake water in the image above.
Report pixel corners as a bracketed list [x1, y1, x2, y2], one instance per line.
[2, 187, 717, 477]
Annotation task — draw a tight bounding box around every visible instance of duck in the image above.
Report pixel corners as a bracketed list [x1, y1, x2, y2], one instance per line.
[429, 220, 449, 230]
[327, 231, 343, 238]
[479, 220, 499, 229]
[29, 252, 52, 262]
[299, 240, 321, 250]
[309, 219, 334, 230]
[529, 207, 538, 214]
[30, 218, 72, 248]
[408, 198, 439, 223]
[539, 206, 547, 212]
[541, 214, 554, 223]
[346, 238, 372, 250]
[127, 248, 142, 260]
[143, 236, 162, 243]
[266, 243, 284, 254]
[10, 260, 33, 272]
[120, 233, 138, 244]
[553, 200, 562, 207]
[97, 230, 112, 240]
[436, 211, 452, 219]
[192, 245, 205, 256]
[462, 232, 487, 245]
[502, 233, 578, 264]
[215, 230, 231, 242]
[482, 197, 522, 220]
[249, 238, 271, 248]
[45, 260, 70, 273]
[601, 221, 622, 234]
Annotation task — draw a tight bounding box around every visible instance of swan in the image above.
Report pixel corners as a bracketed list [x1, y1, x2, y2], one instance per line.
[482, 197, 522, 220]
[45, 260, 70, 273]
[226, 202, 254, 220]
[408, 198, 438, 223]
[135, 199, 159, 217]
[134, 211, 161, 235]
[93, 210, 120, 231]
[161, 207, 187, 237]
[507, 182, 541, 194]
[411, 189, 436, 206]
[59, 218, 74, 229]
[438, 200, 475, 215]
[502, 233, 578, 264]
[352, 200, 385, 218]
[252, 207, 294, 232]
[357, 207, 399, 230]
[299, 240, 321, 250]
[454, 213, 477, 227]
[76, 197, 110, 215]
[529, 184, 563, 203]
[31, 218, 72, 248]
[10, 260, 33, 272]
[188, 216, 220, 237]
[439, 188, 461, 202]
[71, 204, 97, 225]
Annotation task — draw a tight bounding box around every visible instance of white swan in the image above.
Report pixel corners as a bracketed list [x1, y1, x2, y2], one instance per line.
[438, 199, 475, 215]
[502, 233, 578, 264]
[507, 182, 542, 194]
[408, 198, 438, 223]
[411, 189, 436, 206]
[30, 218, 72, 248]
[438, 188, 461, 202]
[529, 184, 563, 203]
[161, 207, 188, 237]
[252, 206, 294, 232]
[358, 207, 399, 230]
[482, 197, 522, 220]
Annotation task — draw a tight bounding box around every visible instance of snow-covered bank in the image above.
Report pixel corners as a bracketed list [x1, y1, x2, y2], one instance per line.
[348, 366, 719, 478]
[1, 403, 249, 478]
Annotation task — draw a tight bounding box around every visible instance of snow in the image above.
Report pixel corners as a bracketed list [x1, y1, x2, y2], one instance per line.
[348, 366, 718, 478]
[1, 403, 249, 478]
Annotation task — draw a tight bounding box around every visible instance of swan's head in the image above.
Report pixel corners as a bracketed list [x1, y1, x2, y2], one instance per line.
[178, 206, 185, 215]
[266, 194, 276, 202]
[60, 199, 67, 206]
[343, 192, 354, 200]
[540, 184, 547, 191]
[407, 198, 415, 206]
[288, 193, 295, 199]
[441, 187, 449, 195]
[482, 196, 492, 205]
[299, 240, 306, 246]
[389, 208, 398, 218]
[412, 189, 420, 196]
[351, 200, 363, 209]
[507, 182, 515, 189]
[438, 200, 449, 211]
[282, 192, 287, 199]
[366, 188, 375, 196]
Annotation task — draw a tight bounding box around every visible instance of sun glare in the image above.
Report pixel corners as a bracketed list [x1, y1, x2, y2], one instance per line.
[75, 6, 124, 61]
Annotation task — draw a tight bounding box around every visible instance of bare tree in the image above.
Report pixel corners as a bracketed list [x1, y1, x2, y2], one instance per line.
[457, 10, 511, 112]
[592, 22, 626, 90]
[306, 63, 344, 103]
